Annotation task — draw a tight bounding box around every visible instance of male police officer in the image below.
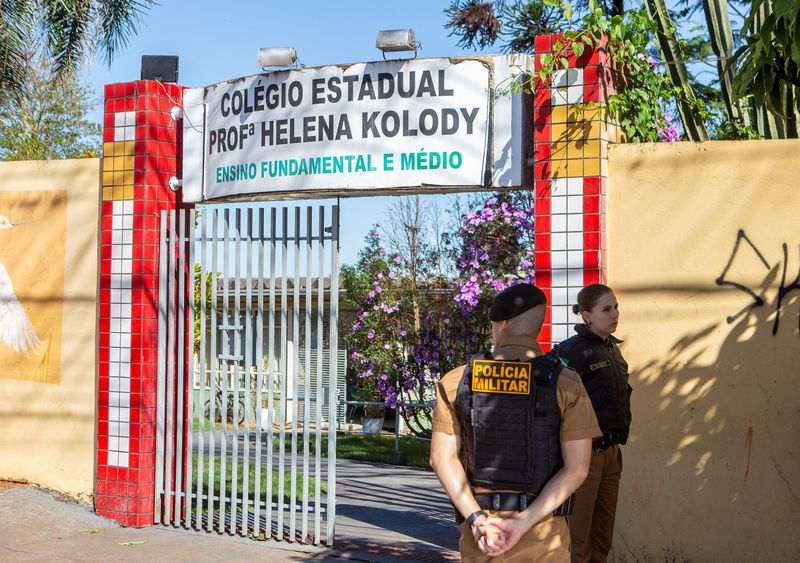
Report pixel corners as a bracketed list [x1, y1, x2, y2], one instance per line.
[430, 283, 600, 561]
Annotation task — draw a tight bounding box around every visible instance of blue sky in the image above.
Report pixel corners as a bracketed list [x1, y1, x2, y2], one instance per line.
[86, 0, 499, 265]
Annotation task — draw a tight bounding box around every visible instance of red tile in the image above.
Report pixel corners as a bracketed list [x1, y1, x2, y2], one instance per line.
[535, 34, 551, 53]
[534, 143, 551, 161]
[584, 213, 600, 232]
[536, 214, 550, 233]
[584, 82, 602, 103]
[534, 162, 551, 181]
[584, 177, 601, 194]
[584, 250, 600, 268]
[534, 234, 550, 251]
[584, 232, 600, 250]
[534, 124, 551, 144]
[534, 87, 551, 108]
[538, 324, 551, 348]
[535, 251, 551, 269]
[534, 196, 550, 216]
[536, 270, 551, 289]
[584, 195, 600, 213]
[535, 180, 551, 198]
[584, 269, 601, 285]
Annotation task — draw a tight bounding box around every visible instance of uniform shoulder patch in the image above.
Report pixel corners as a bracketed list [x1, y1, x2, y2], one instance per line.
[471, 359, 532, 395]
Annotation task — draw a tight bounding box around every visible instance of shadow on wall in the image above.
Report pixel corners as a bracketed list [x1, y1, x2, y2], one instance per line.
[615, 267, 800, 561]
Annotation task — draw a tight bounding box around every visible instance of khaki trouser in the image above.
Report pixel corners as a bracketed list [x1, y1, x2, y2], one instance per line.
[568, 444, 623, 563]
[459, 511, 570, 562]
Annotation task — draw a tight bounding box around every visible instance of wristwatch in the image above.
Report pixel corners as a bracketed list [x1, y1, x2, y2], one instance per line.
[465, 509, 488, 527]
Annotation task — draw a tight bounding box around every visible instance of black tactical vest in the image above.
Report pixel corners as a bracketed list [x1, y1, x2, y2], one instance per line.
[559, 325, 632, 443]
[455, 351, 564, 492]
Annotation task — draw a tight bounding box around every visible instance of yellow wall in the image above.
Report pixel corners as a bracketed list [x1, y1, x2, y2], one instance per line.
[0, 159, 99, 501]
[607, 140, 800, 561]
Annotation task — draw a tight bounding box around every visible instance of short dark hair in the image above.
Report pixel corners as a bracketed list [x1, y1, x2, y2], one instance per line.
[572, 283, 614, 315]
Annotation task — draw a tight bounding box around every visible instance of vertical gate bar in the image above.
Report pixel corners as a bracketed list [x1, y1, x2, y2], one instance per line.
[314, 206, 324, 544]
[290, 206, 301, 540]
[154, 211, 169, 522]
[277, 207, 289, 538]
[196, 207, 207, 527]
[231, 208, 242, 533]
[207, 208, 219, 533]
[326, 204, 340, 546]
[301, 206, 312, 542]
[253, 207, 265, 537]
[242, 207, 253, 533]
[174, 209, 187, 527]
[220, 208, 231, 532]
[164, 209, 177, 525]
[185, 208, 197, 527]
[266, 207, 277, 535]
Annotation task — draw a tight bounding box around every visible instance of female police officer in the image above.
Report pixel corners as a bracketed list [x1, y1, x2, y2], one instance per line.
[430, 283, 600, 561]
[558, 283, 632, 563]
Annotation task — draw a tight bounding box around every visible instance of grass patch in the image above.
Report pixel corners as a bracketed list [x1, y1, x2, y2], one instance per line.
[191, 455, 326, 514]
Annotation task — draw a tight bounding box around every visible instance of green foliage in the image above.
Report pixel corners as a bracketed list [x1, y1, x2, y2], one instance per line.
[0, 56, 101, 160]
[534, 1, 701, 142]
[193, 263, 216, 355]
[0, 0, 155, 97]
[732, 0, 800, 113]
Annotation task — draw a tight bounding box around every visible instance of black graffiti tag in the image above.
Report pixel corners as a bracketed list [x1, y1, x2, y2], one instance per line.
[716, 229, 800, 335]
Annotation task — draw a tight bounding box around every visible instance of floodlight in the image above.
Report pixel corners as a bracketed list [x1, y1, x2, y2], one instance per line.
[258, 47, 298, 68]
[141, 55, 179, 82]
[376, 29, 418, 58]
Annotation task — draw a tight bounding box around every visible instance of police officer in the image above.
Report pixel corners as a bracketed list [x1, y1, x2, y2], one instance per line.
[558, 283, 632, 563]
[430, 283, 601, 561]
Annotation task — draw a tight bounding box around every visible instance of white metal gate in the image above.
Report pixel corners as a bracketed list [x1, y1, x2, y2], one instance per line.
[154, 204, 340, 546]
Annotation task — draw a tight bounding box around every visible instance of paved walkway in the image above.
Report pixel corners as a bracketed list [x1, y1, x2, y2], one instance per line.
[0, 458, 459, 562]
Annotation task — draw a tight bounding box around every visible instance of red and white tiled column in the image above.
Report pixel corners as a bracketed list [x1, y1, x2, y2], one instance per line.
[532, 34, 617, 349]
[96, 80, 187, 526]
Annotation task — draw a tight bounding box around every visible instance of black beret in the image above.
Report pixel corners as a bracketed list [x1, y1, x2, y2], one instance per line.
[489, 283, 547, 321]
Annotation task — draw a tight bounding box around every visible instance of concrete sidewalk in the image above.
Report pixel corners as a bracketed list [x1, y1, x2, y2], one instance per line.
[0, 459, 459, 562]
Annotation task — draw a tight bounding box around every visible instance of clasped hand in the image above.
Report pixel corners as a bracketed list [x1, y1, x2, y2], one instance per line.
[472, 514, 527, 557]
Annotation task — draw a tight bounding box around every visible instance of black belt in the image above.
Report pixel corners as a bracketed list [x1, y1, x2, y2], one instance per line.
[593, 430, 628, 453]
[467, 492, 574, 517]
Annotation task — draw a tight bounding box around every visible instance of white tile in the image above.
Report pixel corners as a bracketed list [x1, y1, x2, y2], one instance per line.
[119, 422, 129, 437]
[568, 287, 582, 304]
[552, 269, 568, 288]
[551, 215, 567, 233]
[552, 69, 568, 88]
[109, 347, 120, 361]
[123, 126, 136, 141]
[114, 113, 127, 128]
[552, 305, 569, 325]
[122, 246, 132, 259]
[551, 178, 568, 196]
[119, 362, 131, 378]
[109, 405, 120, 421]
[567, 177, 584, 195]
[107, 451, 119, 466]
[551, 287, 568, 305]
[567, 214, 584, 232]
[551, 196, 567, 215]
[108, 421, 120, 436]
[567, 250, 584, 268]
[108, 436, 119, 451]
[119, 332, 131, 347]
[567, 85, 583, 104]
[117, 452, 129, 467]
[568, 269, 584, 286]
[123, 111, 136, 126]
[122, 200, 133, 214]
[551, 233, 567, 251]
[119, 377, 130, 393]
[109, 375, 120, 390]
[119, 407, 130, 422]
[110, 333, 121, 347]
[567, 195, 583, 213]
[111, 229, 124, 245]
[111, 246, 122, 260]
[122, 230, 133, 244]
[120, 347, 131, 362]
[552, 88, 569, 106]
[110, 318, 121, 332]
[552, 323, 569, 342]
[122, 215, 133, 230]
[551, 251, 568, 268]
[567, 232, 583, 250]
[109, 391, 121, 407]
[110, 304, 121, 318]
[112, 214, 124, 230]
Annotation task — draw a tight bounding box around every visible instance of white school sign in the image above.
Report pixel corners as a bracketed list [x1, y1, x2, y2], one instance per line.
[182, 55, 532, 202]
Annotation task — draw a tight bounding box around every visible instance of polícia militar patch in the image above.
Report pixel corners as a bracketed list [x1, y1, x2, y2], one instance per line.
[471, 359, 532, 395]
